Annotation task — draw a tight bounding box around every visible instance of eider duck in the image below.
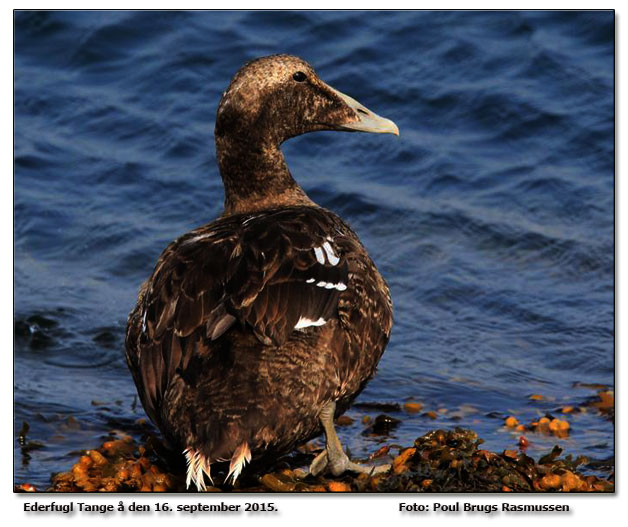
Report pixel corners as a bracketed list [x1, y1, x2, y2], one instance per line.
[125, 54, 398, 490]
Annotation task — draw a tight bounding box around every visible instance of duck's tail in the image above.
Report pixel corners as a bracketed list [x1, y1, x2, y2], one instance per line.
[184, 441, 252, 490]
[183, 447, 213, 491]
[226, 441, 252, 485]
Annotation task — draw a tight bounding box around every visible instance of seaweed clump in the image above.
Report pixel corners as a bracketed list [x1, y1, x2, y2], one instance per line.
[26, 427, 613, 493]
[504, 415, 570, 438]
[48, 435, 177, 492]
[585, 390, 614, 421]
[368, 428, 612, 492]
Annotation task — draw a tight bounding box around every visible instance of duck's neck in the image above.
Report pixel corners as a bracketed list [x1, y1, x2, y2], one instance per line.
[216, 136, 314, 216]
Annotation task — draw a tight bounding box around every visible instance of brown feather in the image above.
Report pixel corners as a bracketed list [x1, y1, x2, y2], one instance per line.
[125, 55, 394, 482]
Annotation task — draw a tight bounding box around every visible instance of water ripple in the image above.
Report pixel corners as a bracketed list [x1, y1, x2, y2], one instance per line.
[14, 10, 614, 487]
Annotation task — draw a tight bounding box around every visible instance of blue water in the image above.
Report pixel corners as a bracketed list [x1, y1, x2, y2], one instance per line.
[14, 11, 614, 488]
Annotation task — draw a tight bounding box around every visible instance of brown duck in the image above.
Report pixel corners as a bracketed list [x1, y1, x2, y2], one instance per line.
[125, 54, 398, 490]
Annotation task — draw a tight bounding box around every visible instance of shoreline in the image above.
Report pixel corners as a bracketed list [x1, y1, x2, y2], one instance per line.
[16, 425, 613, 494]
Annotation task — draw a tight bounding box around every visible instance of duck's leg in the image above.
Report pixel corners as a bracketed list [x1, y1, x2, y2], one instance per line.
[309, 401, 390, 477]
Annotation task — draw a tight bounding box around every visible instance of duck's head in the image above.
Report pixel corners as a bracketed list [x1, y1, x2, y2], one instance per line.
[215, 54, 399, 145]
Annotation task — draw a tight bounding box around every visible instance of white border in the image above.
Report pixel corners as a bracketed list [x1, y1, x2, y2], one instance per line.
[5, 3, 620, 525]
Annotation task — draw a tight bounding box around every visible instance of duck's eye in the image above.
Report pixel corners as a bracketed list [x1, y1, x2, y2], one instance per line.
[292, 71, 307, 82]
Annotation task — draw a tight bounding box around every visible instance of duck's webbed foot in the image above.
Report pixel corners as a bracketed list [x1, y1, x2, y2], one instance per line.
[309, 401, 390, 477]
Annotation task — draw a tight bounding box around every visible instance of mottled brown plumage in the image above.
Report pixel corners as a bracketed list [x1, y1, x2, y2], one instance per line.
[125, 54, 397, 489]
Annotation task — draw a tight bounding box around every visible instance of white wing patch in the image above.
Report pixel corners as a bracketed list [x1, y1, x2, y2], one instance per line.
[309, 280, 347, 291]
[322, 241, 340, 266]
[294, 316, 327, 329]
[313, 246, 325, 264]
[302, 237, 347, 292]
[312, 238, 340, 266]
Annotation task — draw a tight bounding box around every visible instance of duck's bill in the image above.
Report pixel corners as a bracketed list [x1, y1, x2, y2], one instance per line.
[330, 86, 399, 136]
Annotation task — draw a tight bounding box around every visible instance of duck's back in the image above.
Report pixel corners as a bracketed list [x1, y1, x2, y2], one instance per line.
[125, 205, 392, 462]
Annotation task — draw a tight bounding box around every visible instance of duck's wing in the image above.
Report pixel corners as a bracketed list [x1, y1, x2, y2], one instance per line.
[223, 208, 352, 345]
[125, 207, 354, 422]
